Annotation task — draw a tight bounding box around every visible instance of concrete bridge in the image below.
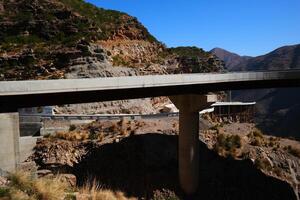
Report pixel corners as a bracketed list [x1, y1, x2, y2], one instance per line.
[1, 70, 300, 195]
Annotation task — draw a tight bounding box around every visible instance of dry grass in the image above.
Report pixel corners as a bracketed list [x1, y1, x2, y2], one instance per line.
[34, 177, 68, 200]
[79, 181, 136, 200]
[1, 171, 136, 200]
[1, 171, 68, 200]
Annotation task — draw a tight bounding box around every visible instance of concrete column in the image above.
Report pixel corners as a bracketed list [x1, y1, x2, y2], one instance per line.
[0, 112, 20, 172]
[170, 94, 217, 195]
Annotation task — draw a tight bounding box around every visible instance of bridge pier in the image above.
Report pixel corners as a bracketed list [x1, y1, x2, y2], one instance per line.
[0, 112, 20, 173]
[170, 94, 217, 195]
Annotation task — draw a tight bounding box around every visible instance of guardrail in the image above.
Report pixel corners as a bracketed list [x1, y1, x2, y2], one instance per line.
[20, 112, 180, 121]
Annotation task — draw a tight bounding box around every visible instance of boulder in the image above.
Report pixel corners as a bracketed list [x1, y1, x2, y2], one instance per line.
[0, 176, 8, 187]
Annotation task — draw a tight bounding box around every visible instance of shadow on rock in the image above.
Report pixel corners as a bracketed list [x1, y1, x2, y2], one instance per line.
[73, 133, 297, 200]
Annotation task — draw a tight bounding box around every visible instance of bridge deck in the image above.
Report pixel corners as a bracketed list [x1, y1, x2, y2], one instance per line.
[0, 70, 300, 112]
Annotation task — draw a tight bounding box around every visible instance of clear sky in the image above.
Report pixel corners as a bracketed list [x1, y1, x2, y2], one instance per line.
[86, 0, 300, 56]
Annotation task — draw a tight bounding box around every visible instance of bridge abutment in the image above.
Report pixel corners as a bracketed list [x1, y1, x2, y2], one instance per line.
[0, 112, 20, 173]
[170, 94, 217, 195]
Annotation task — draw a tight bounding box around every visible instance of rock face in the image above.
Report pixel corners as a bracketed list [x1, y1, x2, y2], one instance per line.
[211, 44, 300, 138]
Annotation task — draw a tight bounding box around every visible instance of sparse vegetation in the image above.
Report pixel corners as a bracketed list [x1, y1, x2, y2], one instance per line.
[167, 46, 224, 73]
[0, 171, 135, 200]
[60, 0, 157, 42]
[112, 55, 131, 67]
[247, 130, 279, 148]
[214, 134, 242, 157]
[168, 46, 210, 59]
[79, 181, 135, 200]
[49, 119, 137, 141]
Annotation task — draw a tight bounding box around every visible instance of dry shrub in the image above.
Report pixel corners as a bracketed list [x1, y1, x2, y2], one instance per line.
[251, 136, 263, 146]
[118, 118, 128, 127]
[248, 130, 270, 147]
[109, 122, 119, 133]
[214, 134, 242, 157]
[120, 129, 128, 136]
[53, 130, 89, 141]
[118, 119, 131, 136]
[95, 132, 105, 142]
[9, 171, 34, 193]
[54, 131, 67, 140]
[69, 124, 76, 131]
[253, 130, 263, 138]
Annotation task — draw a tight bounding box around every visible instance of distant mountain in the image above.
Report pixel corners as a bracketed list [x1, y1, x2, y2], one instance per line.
[237, 44, 300, 71]
[211, 44, 300, 138]
[210, 47, 251, 71]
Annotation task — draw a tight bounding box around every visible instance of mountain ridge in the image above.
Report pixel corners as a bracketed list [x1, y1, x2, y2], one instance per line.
[211, 44, 300, 138]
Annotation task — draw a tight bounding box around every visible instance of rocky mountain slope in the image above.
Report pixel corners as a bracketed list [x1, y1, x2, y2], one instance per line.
[211, 45, 300, 138]
[0, 0, 223, 81]
[0, 0, 224, 114]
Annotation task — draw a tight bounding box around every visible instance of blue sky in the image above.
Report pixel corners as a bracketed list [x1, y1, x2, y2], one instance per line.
[86, 0, 300, 56]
